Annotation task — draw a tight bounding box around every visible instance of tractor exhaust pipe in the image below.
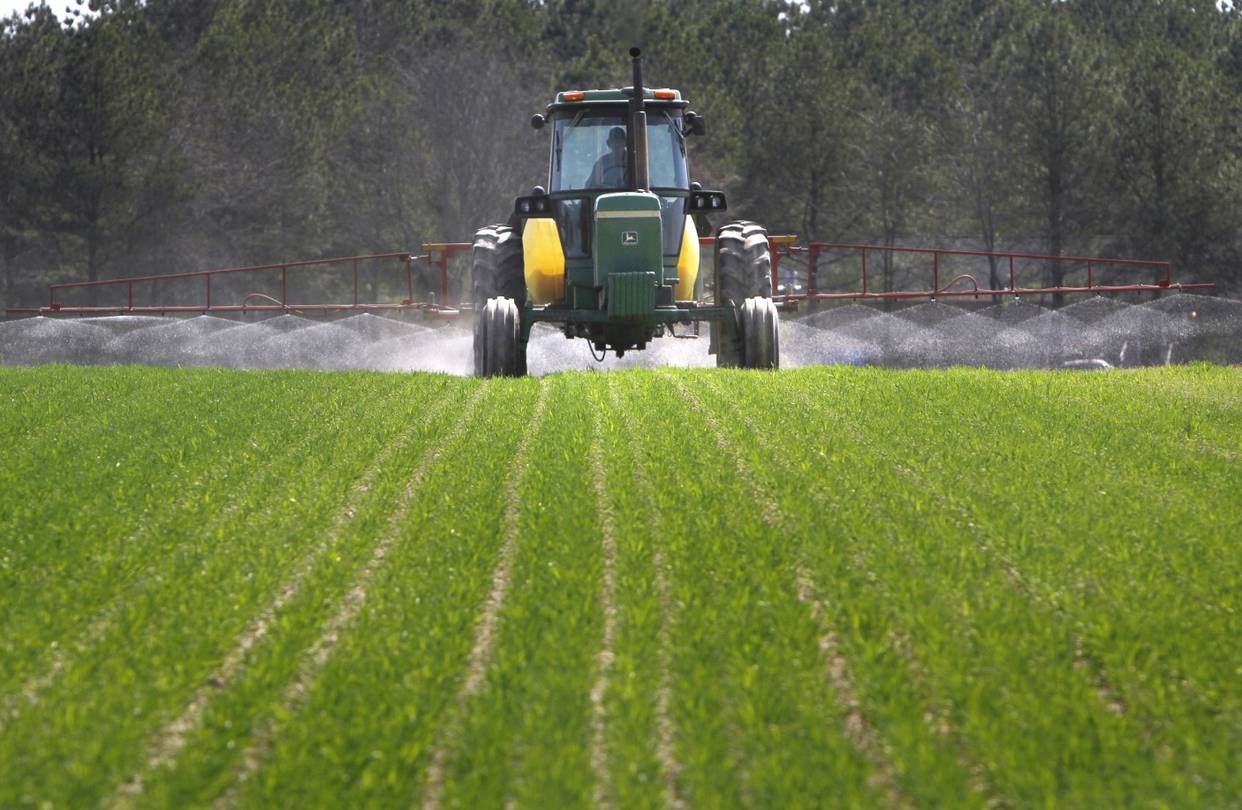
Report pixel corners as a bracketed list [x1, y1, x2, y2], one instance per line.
[627, 47, 650, 192]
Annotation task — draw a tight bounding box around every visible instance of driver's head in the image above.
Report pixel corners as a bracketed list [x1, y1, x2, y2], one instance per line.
[608, 126, 626, 156]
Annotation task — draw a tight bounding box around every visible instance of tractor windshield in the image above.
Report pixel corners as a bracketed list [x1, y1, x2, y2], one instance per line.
[550, 111, 689, 192]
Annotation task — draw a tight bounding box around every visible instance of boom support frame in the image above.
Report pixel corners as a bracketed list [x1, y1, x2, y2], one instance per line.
[5, 237, 1212, 319]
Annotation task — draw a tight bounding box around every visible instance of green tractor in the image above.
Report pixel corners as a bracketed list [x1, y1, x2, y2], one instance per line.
[471, 48, 779, 376]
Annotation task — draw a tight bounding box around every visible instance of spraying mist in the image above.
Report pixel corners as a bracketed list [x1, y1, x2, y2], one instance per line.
[2, 294, 1238, 374]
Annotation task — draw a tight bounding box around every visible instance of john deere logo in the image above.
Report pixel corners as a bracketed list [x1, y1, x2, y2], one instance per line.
[622, 231, 638, 246]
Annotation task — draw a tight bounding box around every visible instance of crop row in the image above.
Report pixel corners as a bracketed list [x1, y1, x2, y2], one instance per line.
[0, 364, 1237, 807]
[1, 369, 415, 691]
[0, 367, 468, 806]
[681, 364, 1241, 806]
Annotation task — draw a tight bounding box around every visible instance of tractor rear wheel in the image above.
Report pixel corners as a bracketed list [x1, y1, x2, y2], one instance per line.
[715, 221, 772, 305]
[471, 224, 525, 309]
[713, 220, 773, 368]
[473, 297, 525, 377]
[740, 296, 780, 369]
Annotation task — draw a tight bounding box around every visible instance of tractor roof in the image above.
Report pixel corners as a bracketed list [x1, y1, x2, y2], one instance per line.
[549, 87, 685, 108]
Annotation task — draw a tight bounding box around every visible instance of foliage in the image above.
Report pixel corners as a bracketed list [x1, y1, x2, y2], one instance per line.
[1, 0, 1241, 310]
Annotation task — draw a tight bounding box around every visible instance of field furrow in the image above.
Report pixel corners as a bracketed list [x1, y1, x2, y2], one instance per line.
[612, 371, 878, 808]
[211, 388, 490, 808]
[682, 371, 1146, 805]
[661, 371, 910, 808]
[684, 371, 976, 806]
[806, 368, 1242, 802]
[210, 379, 543, 809]
[108, 383, 473, 807]
[414, 381, 550, 810]
[587, 399, 620, 810]
[597, 376, 686, 810]
[706, 367, 1229, 805]
[430, 376, 603, 809]
[0, 364, 1237, 808]
[0, 375, 415, 711]
[0, 372, 468, 807]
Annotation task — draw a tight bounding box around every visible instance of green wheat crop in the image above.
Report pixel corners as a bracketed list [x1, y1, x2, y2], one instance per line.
[0, 364, 1238, 808]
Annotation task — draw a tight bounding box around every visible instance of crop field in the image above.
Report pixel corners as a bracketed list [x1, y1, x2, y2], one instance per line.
[1, 364, 1239, 808]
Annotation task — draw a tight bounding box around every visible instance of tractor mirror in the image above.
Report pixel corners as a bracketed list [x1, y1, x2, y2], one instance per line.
[531, 114, 546, 130]
[684, 111, 706, 137]
[687, 190, 726, 213]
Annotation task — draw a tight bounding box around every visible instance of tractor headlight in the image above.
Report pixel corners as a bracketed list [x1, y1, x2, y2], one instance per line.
[688, 190, 728, 214]
[514, 194, 554, 219]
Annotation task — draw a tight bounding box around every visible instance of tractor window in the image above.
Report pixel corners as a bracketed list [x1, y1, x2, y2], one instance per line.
[554, 198, 591, 258]
[553, 114, 629, 192]
[658, 196, 687, 257]
[647, 114, 689, 190]
[551, 111, 689, 192]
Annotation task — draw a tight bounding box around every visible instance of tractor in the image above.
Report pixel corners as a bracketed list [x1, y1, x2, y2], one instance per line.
[470, 48, 779, 376]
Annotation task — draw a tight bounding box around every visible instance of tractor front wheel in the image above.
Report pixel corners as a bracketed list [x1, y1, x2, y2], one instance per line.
[740, 296, 780, 369]
[473, 297, 526, 377]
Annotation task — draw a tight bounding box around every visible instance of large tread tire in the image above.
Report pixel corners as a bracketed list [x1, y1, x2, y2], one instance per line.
[713, 220, 773, 367]
[715, 220, 772, 307]
[471, 224, 525, 310]
[473, 296, 525, 377]
[741, 296, 780, 370]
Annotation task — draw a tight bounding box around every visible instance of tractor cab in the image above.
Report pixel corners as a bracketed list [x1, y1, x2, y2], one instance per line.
[543, 92, 691, 264]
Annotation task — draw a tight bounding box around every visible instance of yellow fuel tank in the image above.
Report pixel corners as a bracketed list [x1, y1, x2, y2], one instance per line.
[675, 216, 700, 301]
[522, 218, 565, 305]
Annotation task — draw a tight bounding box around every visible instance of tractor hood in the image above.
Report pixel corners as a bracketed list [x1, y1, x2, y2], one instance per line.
[593, 192, 664, 288]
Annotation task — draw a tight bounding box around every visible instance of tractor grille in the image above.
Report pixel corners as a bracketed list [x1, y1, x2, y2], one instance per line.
[606, 272, 656, 319]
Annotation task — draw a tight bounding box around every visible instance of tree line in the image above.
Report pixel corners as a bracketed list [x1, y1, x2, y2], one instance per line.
[2, 0, 1240, 311]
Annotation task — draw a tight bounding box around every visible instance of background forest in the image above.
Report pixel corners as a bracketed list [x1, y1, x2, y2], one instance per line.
[2, 0, 1241, 311]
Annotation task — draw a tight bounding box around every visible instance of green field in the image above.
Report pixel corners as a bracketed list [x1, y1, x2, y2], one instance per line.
[1, 365, 1239, 809]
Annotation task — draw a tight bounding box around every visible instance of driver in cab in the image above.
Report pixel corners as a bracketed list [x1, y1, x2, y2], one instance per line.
[587, 126, 628, 188]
